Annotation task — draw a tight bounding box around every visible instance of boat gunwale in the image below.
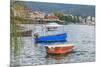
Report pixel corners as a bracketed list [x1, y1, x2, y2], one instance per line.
[37, 33, 67, 38]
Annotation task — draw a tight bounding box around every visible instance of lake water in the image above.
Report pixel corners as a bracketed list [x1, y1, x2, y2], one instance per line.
[11, 24, 95, 66]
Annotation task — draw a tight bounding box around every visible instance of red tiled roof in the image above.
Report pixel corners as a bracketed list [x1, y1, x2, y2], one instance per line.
[46, 15, 58, 19]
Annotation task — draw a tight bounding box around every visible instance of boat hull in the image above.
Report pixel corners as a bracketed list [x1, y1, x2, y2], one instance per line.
[45, 44, 74, 54]
[35, 33, 67, 42]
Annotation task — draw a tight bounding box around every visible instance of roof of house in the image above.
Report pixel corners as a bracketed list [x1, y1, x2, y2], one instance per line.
[46, 15, 58, 19]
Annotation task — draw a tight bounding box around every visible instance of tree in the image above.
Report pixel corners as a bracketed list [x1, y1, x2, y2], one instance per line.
[53, 12, 64, 19]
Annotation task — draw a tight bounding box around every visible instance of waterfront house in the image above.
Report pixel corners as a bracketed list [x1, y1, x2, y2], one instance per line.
[45, 14, 64, 24]
[46, 13, 59, 20]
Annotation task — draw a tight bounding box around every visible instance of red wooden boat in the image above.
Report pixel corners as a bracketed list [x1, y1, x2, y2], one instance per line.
[45, 44, 74, 54]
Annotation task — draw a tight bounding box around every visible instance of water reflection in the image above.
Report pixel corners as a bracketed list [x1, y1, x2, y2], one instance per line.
[46, 53, 70, 60]
[37, 40, 67, 46]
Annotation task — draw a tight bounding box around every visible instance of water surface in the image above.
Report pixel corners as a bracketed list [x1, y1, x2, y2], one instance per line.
[11, 24, 95, 66]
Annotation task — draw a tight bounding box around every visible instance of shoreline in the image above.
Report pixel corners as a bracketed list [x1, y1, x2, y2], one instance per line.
[18, 23, 95, 27]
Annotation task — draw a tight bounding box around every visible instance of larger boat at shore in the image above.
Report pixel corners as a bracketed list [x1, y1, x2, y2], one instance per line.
[35, 33, 67, 42]
[33, 22, 67, 42]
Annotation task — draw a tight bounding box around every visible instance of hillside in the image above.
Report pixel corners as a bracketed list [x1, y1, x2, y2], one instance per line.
[15, 1, 95, 17]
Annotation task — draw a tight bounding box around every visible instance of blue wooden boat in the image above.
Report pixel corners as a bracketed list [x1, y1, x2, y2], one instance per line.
[35, 33, 67, 42]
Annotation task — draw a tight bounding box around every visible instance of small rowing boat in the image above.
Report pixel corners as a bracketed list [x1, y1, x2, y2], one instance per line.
[45, 44, 74, 54]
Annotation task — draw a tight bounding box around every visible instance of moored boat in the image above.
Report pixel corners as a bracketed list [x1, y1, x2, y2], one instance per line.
[35, 33, 67, 42]
[45, 44, 74, 54]
[33, 22, 67, 43]
[45, 23, 63, 31]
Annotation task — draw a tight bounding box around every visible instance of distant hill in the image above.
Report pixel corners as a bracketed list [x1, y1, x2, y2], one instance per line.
[15, 1, 95, 17]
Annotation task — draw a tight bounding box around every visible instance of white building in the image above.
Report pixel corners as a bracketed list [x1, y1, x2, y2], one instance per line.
[86, 16, 95, 25]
